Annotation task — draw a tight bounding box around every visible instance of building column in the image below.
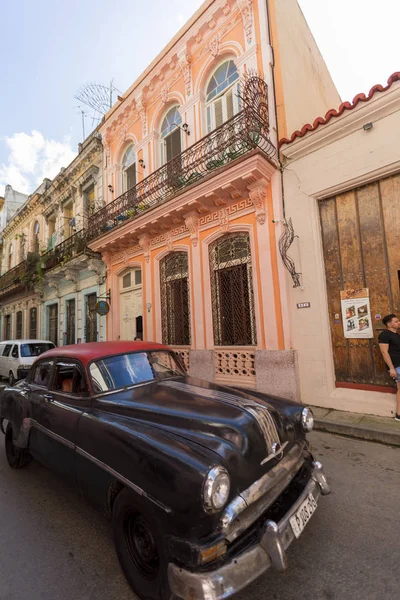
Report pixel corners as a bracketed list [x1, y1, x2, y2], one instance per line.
[139, 235, 153, 341]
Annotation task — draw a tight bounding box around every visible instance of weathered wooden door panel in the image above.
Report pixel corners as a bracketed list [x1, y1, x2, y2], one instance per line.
[319, 199, 349, 381]
[380, 175, 400, 314]
[319, 174, 400, 387]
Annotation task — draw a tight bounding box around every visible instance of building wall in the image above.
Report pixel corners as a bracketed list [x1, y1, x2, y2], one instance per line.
[0, 133, 106, 346]
[41, 271, 106, 344]
[268, 0, 341, 139]
[281, 80, 400, 417]
[0, 185, 29, 231]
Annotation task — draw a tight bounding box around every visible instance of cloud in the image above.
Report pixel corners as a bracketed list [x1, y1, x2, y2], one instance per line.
[176, 12, 185, 25]
[0, 131, 76, 195]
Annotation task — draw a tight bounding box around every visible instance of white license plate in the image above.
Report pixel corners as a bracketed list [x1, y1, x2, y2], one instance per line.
[289, 493, 318, 538]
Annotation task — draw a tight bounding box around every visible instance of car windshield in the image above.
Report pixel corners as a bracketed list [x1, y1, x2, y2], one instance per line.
[89, 351, 185, 393]
[20, 343, 54, 358]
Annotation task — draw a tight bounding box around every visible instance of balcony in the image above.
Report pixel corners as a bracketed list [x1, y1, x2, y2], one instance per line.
[87, 106, 276, 243]
[0, 230, 100, 299]
[0, 260, 34, 298]
[41, 229, 88, 271]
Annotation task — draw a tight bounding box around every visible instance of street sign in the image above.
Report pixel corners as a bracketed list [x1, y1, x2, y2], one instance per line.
[95, 300, 110, 316]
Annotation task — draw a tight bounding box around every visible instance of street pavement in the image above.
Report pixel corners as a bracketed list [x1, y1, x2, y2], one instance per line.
[0, 431, 398, 600]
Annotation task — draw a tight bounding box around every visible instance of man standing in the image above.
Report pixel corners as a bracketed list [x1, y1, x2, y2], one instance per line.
[378, 314, 400, 421]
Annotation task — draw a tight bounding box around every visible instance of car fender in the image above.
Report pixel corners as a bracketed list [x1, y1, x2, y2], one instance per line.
[0, 386, 32, 448]
[77, 410, 227, 536]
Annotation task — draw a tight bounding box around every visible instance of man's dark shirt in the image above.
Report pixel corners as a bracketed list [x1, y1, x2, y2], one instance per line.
[378, 330, 400, 368]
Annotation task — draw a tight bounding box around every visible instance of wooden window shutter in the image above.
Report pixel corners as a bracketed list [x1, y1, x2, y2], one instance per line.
[171, 128, 181, 159]
[214, 98, 224, 128]
[126, 164, 136, 191]
[165, 135, 173, 162]
[226, 90, 234, 120]
[206, 105, 212, 132]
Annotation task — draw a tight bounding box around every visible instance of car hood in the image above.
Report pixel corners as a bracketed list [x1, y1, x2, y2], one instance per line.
[94, 376, 301, 487]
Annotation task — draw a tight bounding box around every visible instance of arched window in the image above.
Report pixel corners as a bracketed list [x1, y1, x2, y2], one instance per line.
[206, 60, 239, 133]
[122, 145, 136, 193]
[8, 244, 13, 270]
[33, 221, 40, 255]
[160, 106, 182, 165]
[209, 233, 256, 346]
[160, 252, 190, 345]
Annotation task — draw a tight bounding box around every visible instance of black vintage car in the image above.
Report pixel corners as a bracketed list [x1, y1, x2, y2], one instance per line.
[0, 341, 330, 600]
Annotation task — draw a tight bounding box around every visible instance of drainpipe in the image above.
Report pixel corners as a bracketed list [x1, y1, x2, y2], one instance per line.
[265, 0, 286, 219]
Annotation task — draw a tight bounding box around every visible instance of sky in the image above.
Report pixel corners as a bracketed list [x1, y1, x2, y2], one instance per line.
[0, 0, 398, 195]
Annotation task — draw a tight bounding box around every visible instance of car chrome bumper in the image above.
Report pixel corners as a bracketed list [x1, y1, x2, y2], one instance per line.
[168, 461, 330, 600]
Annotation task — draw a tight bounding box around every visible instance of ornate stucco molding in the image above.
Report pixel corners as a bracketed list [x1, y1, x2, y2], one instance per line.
[237, 0, 253, 45]
[138, 234, 151, 262]
[248, 181, 268, 225]
[178, 50, 192, 98]
[184, 211, 200, 246]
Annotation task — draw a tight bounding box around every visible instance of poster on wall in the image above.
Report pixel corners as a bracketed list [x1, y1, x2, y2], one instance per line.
[340, 288, 373, 339]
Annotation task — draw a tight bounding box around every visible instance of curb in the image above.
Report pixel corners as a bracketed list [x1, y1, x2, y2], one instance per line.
[314, 418, 400, 448]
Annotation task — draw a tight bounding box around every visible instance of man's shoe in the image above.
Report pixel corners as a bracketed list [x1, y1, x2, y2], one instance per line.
[395, 414, 400, 421]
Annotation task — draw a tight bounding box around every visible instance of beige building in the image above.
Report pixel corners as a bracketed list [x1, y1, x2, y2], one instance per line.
[281, 72, 400, 417]
[0, 131, 107, 345]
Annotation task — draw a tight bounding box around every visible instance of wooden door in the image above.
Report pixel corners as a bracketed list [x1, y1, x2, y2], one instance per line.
[48, 304, 58, 346]
[85, 293, 98, 342]
[319, 173, 400, 387]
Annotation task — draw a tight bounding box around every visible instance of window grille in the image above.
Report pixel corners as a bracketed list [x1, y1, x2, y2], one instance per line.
[209, 233, 256, 346]
[160, 252, 190, 346]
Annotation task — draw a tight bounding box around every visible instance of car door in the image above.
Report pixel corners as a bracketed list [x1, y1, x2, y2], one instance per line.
[9, 344, 19, 379]
[0, 344, 13, 377]
[28, 358, 91, 485]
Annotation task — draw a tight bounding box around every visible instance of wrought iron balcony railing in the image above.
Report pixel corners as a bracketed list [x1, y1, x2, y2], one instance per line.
[41, 229, 87, 271]
[0, 260, 32, 295]
[87, 106, 276, 242]
[0, 230, 91, 295]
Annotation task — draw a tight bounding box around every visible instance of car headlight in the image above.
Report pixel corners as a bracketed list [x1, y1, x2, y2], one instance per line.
[301, 407, 314, 432]
[20, 365, 32, 370]
[202, 466, 230, 513]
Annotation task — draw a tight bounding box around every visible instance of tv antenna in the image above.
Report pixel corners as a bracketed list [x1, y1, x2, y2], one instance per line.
[74, 79, 121, 140]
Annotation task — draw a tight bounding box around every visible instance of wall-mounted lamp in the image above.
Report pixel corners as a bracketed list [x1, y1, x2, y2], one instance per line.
[146, 302, 152, 313]
[363, 122, 373, 131]
[181, 123, 190, 135]
[138, 159, 146, 169]
[108, 184, 114, 193]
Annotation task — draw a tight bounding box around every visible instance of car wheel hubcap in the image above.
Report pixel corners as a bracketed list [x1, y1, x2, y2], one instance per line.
[124, 513, 160, 579]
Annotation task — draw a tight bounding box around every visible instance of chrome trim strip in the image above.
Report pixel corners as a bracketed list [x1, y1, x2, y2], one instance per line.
[30, 420, 171, 514]
[220, 443, 305, 541]
[169, 464, 330, 600]
[75, 446, 172, 513]
[32, 421, 75, 450]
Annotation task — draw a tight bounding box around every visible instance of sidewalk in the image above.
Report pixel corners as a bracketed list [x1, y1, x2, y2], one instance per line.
[311, 406, 400, 447]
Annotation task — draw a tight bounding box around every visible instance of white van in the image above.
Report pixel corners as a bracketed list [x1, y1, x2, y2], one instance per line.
[0, 340, 55, 385]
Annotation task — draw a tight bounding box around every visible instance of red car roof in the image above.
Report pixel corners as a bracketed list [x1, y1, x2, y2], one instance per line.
[39, 341, 171, 367]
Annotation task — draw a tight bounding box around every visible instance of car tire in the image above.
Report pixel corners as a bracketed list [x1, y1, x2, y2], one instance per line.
[112, 488, 172, 600]
[5, 423, 32, 469]
[9, 371, 16, 386]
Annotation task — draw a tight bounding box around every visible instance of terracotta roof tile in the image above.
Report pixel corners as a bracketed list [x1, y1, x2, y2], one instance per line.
[279, 72, 400, 147]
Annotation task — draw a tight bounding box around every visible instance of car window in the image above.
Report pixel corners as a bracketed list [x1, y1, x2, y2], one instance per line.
[89, 351, 185, 393]
[20, 343, 54, 357]
[149, 351, 186, 379]
[11, 345, 19, 359]
[31, 360, 54, 388]
[51, 361, 88, 395]
[3, 344, 12, 357]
